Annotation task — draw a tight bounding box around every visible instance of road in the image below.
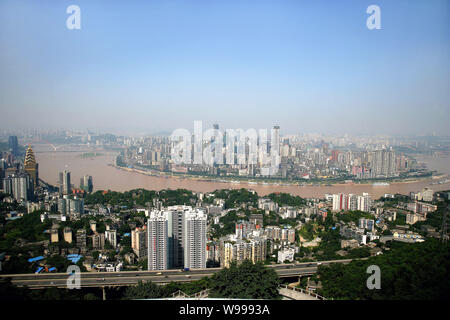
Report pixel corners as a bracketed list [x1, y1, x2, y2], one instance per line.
[0, 259, 354, 289]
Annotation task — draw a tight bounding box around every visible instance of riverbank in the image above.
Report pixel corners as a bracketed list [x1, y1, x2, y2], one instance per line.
[35, 149, 450, 199]
[111, 163, 441, 188]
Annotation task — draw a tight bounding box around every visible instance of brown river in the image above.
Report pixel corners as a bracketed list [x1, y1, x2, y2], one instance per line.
[33, 144, 450, 199]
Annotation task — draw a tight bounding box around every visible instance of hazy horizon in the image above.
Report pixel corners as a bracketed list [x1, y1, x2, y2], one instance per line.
[1, 0, 449, 136]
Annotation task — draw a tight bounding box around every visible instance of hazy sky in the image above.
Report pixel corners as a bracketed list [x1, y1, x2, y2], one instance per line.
[0, 0, 449, 136]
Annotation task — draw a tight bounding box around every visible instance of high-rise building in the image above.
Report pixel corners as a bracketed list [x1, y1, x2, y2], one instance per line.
[348, 194, 358, 211]
[63, 227, 72, 243]
[76, 229, 87, 248]
[3, 173, 34, 202]
[332, 193, 348, 212]
[357, 193, 371, 212]
[58, 196, 84, 217]
[333, 192, 371, 212]
[8, 136, 18, 157]
[167, 205, 188, 268]
[50, 229, 59, 243]
[370, 149, 397, 178]
[183, 209, 207, 269]
[147, 211, 169, 271]
[131, 226, 147, 259]
[24, 145, 39, 187]
[59, 170, 71, 195]
[92, 232, 105, 250]
[105, 229, 117, 248]
[272, 125, 280, 155]
[80, 175, 93, 193]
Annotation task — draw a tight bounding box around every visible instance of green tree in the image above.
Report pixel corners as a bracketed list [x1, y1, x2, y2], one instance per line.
[209, 260, 280, 299]
[123, 280, 163, 299]
[317, 239, 450, 300]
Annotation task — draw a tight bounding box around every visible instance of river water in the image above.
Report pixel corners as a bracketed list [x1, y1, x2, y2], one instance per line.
[33, 145, 450, 199]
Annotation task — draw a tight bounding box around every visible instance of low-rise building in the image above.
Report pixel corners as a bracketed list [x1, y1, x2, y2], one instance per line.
[277, 247, 295, 263]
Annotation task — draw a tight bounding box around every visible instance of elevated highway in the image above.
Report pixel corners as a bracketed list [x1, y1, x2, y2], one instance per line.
[0, 259, 354, 289]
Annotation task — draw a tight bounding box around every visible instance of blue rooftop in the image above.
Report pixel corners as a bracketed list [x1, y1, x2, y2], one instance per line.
[28, 256, 44, 263]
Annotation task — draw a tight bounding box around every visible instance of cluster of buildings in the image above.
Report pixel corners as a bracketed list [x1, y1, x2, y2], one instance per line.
[339, 218, 379, 246]
[129, 206, 208, 270]
[116, 125, 425, 181]
[217, 217, 297, 268]
[1, 143, 38, 202]
[331, 193, 372, 212]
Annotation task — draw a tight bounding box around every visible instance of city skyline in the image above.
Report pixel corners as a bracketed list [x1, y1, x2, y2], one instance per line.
[1, 0, 449, 135]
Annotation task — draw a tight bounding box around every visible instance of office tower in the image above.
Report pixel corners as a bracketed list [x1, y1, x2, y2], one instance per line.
[105, 229, 117, 248]
[8, 136, 18, 157]
[183, 209, 207, 269]
[59, 170, 71, 195]
[24, 145, 39, 187]
[131, 226, 148, 259]
[80, 175, 93, 193]
[63, 227, 72, 243]
[147, 211, 169, 271]
[272, 125, 280, 155]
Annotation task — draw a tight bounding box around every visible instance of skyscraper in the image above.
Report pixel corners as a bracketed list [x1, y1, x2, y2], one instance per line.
[183, 209, 207, 270]
[8, 136, 18, 157]
[370, 149, 397, 178]
[80, 175, 93, 193]
[3, 173, 33, 202]
[24, 145, 39, 187]
[272, 125, 280, 155]
[167, 205, 188, 269]
[59, 170, 71, 195]
[147, 211, 169, 271]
